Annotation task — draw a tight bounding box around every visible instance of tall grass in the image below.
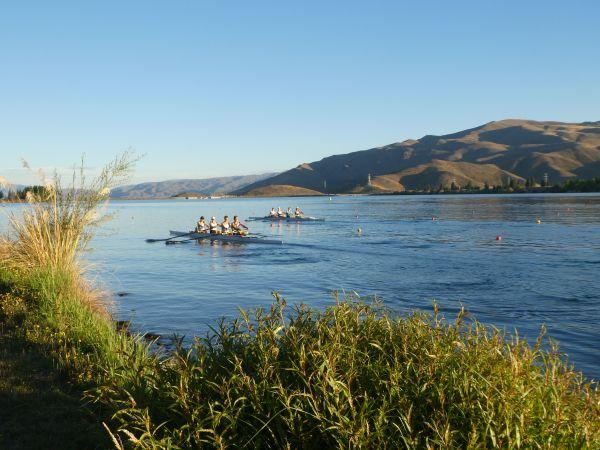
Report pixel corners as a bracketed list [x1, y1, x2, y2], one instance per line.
[0, 154, 133, 276]
[93, 296, 599, 449]
[0, 152, 149, 376]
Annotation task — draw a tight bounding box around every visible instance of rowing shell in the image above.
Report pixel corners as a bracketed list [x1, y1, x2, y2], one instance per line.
[169, 230, 283, 245]
[247, 216, 325, 222]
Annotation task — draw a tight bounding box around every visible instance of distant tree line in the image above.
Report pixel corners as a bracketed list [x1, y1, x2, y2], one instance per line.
[400, 176, 600, 195]
[559, 177, 600, 192]
[0, 185, 50, 201]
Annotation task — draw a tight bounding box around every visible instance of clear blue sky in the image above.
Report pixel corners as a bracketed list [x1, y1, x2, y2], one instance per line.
[1, 1, 599, 185]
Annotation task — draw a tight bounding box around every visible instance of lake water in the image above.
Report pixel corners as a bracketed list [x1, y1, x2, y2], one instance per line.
[2, 194, 599, 379]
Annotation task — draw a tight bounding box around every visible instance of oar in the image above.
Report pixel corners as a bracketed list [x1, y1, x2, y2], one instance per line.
[146, 232, 192, 243]
[247, 233, 270, 238]
[165, 239, 193, 245]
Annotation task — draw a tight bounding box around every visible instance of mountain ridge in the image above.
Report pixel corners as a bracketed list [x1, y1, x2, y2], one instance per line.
[111, 173, 275, 198]
[236, 119, 600, 195]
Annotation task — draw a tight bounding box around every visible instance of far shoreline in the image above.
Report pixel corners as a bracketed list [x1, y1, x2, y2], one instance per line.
[3, 189, 599, 204]
[105, 189, 600, 201]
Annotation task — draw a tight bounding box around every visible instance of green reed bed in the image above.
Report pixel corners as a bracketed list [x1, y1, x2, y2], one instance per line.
[0, 155, 598, 448]
[90, 296, 599, 449]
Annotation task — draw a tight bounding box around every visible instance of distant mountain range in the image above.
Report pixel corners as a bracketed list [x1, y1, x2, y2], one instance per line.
[110, 173, 275, 198]
[236, 119, 600, 196]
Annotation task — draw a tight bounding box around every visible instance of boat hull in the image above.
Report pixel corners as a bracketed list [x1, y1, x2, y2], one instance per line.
[169, 230, 283, 245]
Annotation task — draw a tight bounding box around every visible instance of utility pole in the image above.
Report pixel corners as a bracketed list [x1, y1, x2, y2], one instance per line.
[543, 173, 549, 187]
[367, 173, 371, 186]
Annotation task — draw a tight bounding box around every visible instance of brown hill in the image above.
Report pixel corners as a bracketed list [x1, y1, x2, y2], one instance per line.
[236, 119, 600, 194]
[367, 160, 524, 192]
[242, 184, 323, 197]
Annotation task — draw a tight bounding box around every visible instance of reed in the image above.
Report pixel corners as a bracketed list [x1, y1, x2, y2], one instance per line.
[93, 296, 600, 449]
[0, 154, 151, 377]
[0, 153, 151, 447]
[0, 154, 133, 277]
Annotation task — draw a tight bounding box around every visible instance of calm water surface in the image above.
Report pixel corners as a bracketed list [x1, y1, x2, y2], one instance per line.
[2, 194, 599, 379]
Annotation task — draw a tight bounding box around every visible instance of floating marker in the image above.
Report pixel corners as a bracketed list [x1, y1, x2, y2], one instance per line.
[536, 219, 541, 224]
[496, 235, 502, 241]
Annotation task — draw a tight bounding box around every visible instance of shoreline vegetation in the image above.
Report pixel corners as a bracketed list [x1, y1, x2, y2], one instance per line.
[374, 176, 600, 196]
[1, 156, 599, 448]
[1, 177, 600, 203]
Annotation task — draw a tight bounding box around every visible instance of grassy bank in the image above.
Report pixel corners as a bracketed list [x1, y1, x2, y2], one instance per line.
[0, 269, 111, 448]
[1, 156, 599, 448]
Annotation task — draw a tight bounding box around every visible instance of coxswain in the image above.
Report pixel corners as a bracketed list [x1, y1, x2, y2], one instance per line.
[209, 217, 220, 234]
[295, 206, 304, 217]
[220, 215, 231, 234]
[195, 216, 208, 233]
[231, 215, 249, 235]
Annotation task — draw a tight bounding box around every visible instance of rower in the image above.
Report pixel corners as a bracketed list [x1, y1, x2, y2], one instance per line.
[196, 216, 208, 233]
[287, 207, 293, 217]
[295, 206, 304, 217]
[269, 207, 277, 217]
[231, 215, 248, 235]
[220, 215, 231, 234]
[209, 216, 220, 234]
[277, 207, 285, 217]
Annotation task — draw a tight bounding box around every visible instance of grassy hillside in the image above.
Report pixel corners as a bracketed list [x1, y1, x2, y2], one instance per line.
[237, 119, 600, 194]
[242, 184, 324, 197]
[370, 160, 524, 192]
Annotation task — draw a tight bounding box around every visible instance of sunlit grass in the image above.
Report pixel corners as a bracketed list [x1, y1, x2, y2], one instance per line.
[90, 295, 599, 448]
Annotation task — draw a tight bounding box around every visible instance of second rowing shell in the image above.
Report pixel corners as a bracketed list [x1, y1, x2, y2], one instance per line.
[169, 230, 283, 245]
[247, 216, 325, 222]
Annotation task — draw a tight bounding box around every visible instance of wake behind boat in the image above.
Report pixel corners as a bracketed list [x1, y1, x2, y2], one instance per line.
[169, 230, 283, 245]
